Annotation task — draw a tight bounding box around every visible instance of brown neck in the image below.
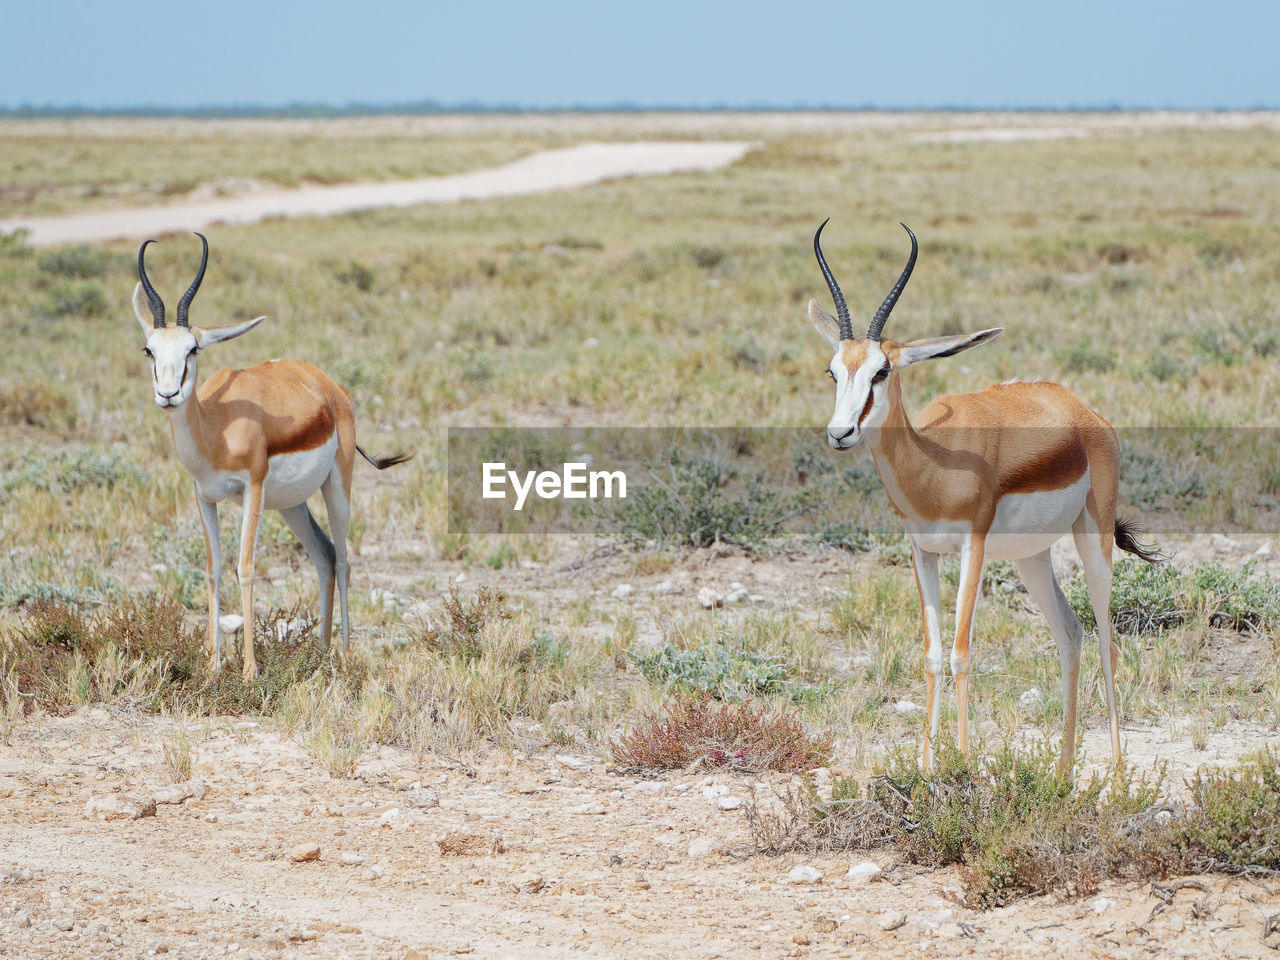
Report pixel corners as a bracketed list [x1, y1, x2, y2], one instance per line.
[864, 375, 936, 519]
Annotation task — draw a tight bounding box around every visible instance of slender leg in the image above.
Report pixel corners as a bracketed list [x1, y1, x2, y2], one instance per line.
[238, 481, 265, 683]
[911, 543, 945, 771]
[277, 502, 337, 646]
[320, 470, 351, 651]
[195, 492, 222, 670]
[1073, 509, 1121, 768]
[952, 534, 986, 759]
[1014, 548, 1085, 775]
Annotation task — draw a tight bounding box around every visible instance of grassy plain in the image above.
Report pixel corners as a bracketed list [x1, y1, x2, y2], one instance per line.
[2, 114, 1280, 921]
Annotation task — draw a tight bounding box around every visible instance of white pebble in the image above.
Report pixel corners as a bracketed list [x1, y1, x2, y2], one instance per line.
[1019, 688, 1045, 710]
[687, 838, 716, 859]
[847, 861, 882, 882]
[218, 614, 244, 634]
[716, 796, 743, 811]
[786, 865, 823, 884]
[893, 700, 923, 717]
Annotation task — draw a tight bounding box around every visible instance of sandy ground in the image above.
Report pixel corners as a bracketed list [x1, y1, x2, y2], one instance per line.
[3, 533, 1280, 960]
[3, 706, 1279, 960]
[0, 141, 754, 247]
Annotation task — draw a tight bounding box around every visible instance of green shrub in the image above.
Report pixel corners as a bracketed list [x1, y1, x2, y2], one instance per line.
[618, 450, 811, 550]
[632, 636, 825, 702]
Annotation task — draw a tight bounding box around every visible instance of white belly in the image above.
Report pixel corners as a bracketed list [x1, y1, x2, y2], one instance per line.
[263, 434, 337, 509]
[906, 471, 1091, 560]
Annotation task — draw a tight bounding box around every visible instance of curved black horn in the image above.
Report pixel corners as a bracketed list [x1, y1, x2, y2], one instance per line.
[137, 239, 166, 328]
[174, 232, 209, 328]
[813, 218, 854, 341]
[867, 223, 918, 342]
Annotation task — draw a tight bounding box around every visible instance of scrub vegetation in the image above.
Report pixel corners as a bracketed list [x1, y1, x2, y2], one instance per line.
[2, 112, 1280, 908]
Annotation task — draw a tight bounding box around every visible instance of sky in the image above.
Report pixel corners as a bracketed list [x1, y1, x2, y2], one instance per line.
[2, 0, 1277, 111]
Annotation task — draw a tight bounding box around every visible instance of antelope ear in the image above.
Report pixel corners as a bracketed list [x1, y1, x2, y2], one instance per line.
[897, 328, 1004, 366]
[808, 299, 841, 349]
[194, 316, 266, 347]
[132, 283, 157, 334]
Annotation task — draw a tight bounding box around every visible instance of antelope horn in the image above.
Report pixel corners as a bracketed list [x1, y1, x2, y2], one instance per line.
[175, 232, 209, 328]
[868, 223, 918, 342]
[813, 218, 853, 341]
[137, 240, 166, 328]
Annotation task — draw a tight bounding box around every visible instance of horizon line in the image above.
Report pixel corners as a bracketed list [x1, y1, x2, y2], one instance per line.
[3, 100, 1279, 119]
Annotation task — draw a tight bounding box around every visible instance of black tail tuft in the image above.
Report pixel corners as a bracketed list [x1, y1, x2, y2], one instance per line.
[357, 444, 413, 470]
[1114, 516, 1164, 564]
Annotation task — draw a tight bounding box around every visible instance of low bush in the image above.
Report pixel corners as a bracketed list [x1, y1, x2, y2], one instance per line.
[612, 692, 832, 772]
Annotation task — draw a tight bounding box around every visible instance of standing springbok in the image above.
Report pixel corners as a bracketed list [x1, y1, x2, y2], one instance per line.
[807, 220, 1159, 773]
[132, 234, 409, 682]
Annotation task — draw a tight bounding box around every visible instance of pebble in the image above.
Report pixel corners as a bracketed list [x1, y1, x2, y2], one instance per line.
[610, 584, 634, 599]
[1211, 533, 1241, 553]
[566, 803, 606, 815]
[893, 700, 923, 717]
[715, 796, 743, 811]
[409, 784, 440, 809]
[725, 585, 750, 604]
[653, 580, 678, 595]
[555, 755, 591, 772]
[289, 843, 321, 863]
[152, 779, 208, 805]
[512, 872, 545, 894]
[1018, 688, 1045, 711]
[1092, 895, 1115, 914]
[218, 614, 244, 635]
[877, 909, 907, 931]
[687, 838, 717, 859]
[339, 851, 364, 865]
[847, 861, 882, 882]
[786, 865, 823, 884]
[85, 794, 156, 821]
[378, 808, 402, 827]
[701, 785, 729, 803]
[697, 587, 722, 609]
[1257, 542, 1273, 557]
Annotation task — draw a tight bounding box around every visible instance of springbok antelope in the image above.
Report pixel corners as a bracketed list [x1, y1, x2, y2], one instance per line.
[807, 220, 1159, 774]
[132, 234, 409, 682]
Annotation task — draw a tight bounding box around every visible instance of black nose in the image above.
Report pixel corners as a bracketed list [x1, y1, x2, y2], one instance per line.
[158, 388, 179, 399]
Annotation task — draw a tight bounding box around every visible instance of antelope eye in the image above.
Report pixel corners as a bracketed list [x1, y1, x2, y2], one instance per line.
[871, 366, 890, 384]
[142, 347, 153, 358]
[826, 369, 836, 384]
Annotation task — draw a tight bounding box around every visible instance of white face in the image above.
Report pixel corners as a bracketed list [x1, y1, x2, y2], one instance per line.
[142, 327, 200, 409]
[825, 339, 892, 450]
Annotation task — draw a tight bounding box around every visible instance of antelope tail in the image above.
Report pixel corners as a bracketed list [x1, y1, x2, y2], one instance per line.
[357, 445, 413, 470]
[1114, 517, 1165, 564]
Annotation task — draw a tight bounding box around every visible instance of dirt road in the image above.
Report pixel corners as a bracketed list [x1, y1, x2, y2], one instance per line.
[0, 141, 754, 247]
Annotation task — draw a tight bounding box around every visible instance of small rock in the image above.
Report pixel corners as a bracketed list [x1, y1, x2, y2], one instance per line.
[566, 802, 605, 815]
[1018, 688, 1045, 711]
[367, 863, 386, 879]
[687, 838, 717, 859]
[629, 781, 668, 796]
[0, 866, 34, 884]
[1211, 533, 1241, 554]
[725, 586, 749, 604]
[877, 909, 907, 932]
[701, 784, 730, 802]
[1092, 895, 1115, 914]
[454, 572, 467, 583]
[512, 872, 545, 894]
[555, 755, 591, 772]
[378, 808, 402, 827]
[218, 614, 244, 635]
[716, 796, 743, 811]
[813, 917, 838, 934]
[610, 584, 634, 599]
[697, 587, 722, 609]
[409, 785, 440, 809]
[85, 794, 156, 821]
[847, 861, 882, 882]
[289, 843, 321, 863]
[151, 779, 208, 805]
[339, 851, 364, 865]
[1257, 542, 1273, 557]
[893, 700, 923, 717]
[53, 917, 74, 932]
[786, 865, 823, 884]
[653, 579, 677, 595]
